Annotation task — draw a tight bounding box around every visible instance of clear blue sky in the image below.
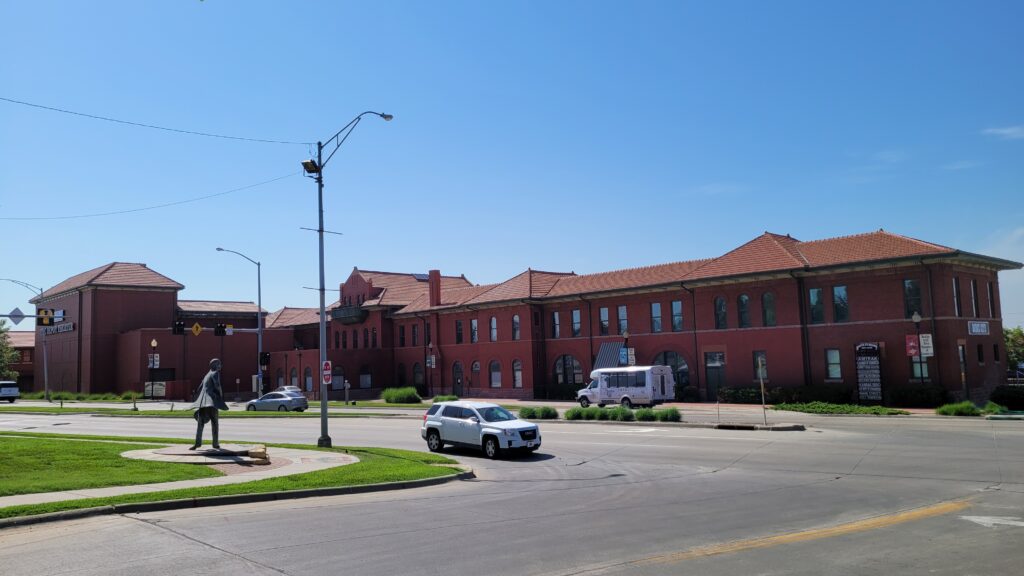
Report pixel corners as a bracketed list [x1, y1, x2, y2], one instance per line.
[1, 1, 1022, 327]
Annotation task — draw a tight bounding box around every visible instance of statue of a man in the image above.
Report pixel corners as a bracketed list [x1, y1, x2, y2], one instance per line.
[190, 358, 229, 450]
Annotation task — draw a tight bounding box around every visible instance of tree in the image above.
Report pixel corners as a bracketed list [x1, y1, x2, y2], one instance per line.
[0, 320, 20, 381]
[1006, 327, 1024, 373]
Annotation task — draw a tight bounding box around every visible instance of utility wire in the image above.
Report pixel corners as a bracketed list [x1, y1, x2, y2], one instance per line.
[0, 96, 312, 145]
[0, 172, 299, 220]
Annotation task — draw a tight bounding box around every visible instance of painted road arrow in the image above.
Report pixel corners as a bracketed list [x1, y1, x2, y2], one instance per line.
[960, 516, 1024, 528]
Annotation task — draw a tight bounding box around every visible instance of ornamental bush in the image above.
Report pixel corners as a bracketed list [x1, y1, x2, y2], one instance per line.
[537, 406, 559, 419]
[565, 407, 584, 420]
[517, 407, 537, 419]
[381, 387, 422, 404]
[635, 408, 656, 421]
[432, 394, 459, 403]
[607, 406, 635, 421]
[655, 407, 681, 422]
[935, 401, 981, 417]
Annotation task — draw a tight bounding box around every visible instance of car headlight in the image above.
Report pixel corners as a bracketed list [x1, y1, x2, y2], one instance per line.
[504, 429, 516, 437]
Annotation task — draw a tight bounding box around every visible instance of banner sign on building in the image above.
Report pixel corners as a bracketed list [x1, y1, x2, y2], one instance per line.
[856, 343, 882, 402]
[905, 335, 920, 357]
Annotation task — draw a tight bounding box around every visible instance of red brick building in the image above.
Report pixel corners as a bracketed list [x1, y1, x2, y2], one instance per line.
[6, 331, 35, 389]
[295, 230, 1020, 404]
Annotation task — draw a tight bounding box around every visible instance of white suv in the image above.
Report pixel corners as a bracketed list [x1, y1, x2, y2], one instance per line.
[421, 401, 541, 459]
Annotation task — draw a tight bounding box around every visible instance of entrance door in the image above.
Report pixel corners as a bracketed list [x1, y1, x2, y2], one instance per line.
[704, 352, 725, 401]
[453, 362, 464, 397]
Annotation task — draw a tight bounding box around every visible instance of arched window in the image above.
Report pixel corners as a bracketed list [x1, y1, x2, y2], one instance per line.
[290, 367, 298, 387]
[490, 316, 498, 341]
[371, 327, 377, 348]
[413, 363, 424, 387]
[304, 367, 313, 391]
[363, 328, 369, 348]
[512, 314, 520, 340]
[332, 365, 344, 390]
[489, 360, 502, 387]
[334, 331, 340, 349]
[737, 294, 750, 328]
[714, 296, 727, 329]
[762, 292, 776, 327]
[276, 368, 284, 388]
[342, 331, 347, 349]
[654, 350, 691, 393]
[352, 329, 358, 349]
[359, 364, 372, 388]
[397, 363, 407, 386]
[552, 354, 584, 396]
[513, 359, 523, 388]
[452, 361, 464, 389]
[471, 360, 481, 374]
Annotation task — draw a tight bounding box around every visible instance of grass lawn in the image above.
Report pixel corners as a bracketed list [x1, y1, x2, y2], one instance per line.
[0, 406, 395, 418]
[0, 436, 221, 497]
[772, 402, 910, 416]
[0, 432, 460, 520]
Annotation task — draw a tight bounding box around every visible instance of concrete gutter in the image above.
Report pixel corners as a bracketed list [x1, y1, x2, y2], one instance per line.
[545, 420, 804, 431]
[0, 467, 474, 531]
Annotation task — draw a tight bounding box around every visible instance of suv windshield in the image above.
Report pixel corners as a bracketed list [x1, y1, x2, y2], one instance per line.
[477, 406, 516, 422]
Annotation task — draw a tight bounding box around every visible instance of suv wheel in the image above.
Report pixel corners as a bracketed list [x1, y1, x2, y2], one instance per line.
[579, 397, 590, 408]
[483, 436, 500, 459]
[426, 429, 443, 452]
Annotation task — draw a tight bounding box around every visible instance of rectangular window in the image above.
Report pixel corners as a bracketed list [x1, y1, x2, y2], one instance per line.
[371, 328, 377, 348]
[412, 325, 418, 347]
[671, 300, 683, 332]
[911, 356, 929, 379]
[470, 318, 478, 343]
[753, 351, 768, 380]
[552, 311, 561, 338]
[904, 279, 922, 319]
[599, 307, 609, 336]
[826, 349, 841, 379]
[970, 279, 978, 317]
[977, 343, 984, 364]
[617, 305, 628, 334]
[571, 309, 582, 337]
[650, 303, 662, 333]
[809, 288, 824, 324]
[455, 320, 463, 344]
[426, 322, 431, 346]
[352, 329, 358, 349]
[832, 285, 849, 323]
[953, 277, 962, 317]
[490, 317, 497, 341]
[988, 282, 995, 318]
[994, 344, 1000, 363]
[512, 315, 520, 341]
[398, 326, 405, 347]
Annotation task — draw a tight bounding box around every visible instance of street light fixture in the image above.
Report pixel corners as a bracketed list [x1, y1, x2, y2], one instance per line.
[216, 247, 264, 397]
[304, 111, 393, 448]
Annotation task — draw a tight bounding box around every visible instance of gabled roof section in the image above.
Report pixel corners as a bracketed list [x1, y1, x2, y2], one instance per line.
[265, 307, 320, 328]
[463, 269, 575, 305]
[6, 331, 34, 348]
[398, 283, 499, 314]
[684, 233, 808, 280]
[546, 259, 709, 296]
[177, 300, 265, 315]
[352, 268, 473, 307]
[794, 230, 956, 267]
[32, 263, 183, 303]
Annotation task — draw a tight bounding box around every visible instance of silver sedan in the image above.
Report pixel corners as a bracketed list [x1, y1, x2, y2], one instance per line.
[246, 391, 309, 412]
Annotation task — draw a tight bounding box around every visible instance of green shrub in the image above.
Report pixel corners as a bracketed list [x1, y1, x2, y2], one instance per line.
[989, 385, 1024, 411]
[432, 395, 459, 403]
[517, 407, 537, 419]
[595, 407, 610, 420]
[936, 401, 981, 417]
[580, 406, 602, 420]
[120, 391, 135, 401]
[655, 407, 681, 422]
[679, 385, 701, 402]
[565, 407, 584, 420]
[635, 408, 656, 421]
[886, 382, 948, 408]
[773, 402, 909, 415]
[983, 401, 1007, 415]
[607, 407, 635, 421]
[380, 387, 422, 404]
[537, 406, 559, 419]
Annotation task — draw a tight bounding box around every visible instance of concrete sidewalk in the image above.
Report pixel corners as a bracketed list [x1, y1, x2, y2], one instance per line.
[0, 440, 356, 509]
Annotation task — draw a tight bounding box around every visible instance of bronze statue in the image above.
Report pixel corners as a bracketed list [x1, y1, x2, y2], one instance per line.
[190, 358, 229, 450]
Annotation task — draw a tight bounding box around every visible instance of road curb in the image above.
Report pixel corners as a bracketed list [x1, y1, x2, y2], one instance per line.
[542, 419, 804, 431]
[0, 467, 474, 531]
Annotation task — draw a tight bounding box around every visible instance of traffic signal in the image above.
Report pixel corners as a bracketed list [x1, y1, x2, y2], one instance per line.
[36, 309, 53, 326]
[172, 321, 185, 335]
[214, 323, 226, 336]
[260, 352, 271, 367]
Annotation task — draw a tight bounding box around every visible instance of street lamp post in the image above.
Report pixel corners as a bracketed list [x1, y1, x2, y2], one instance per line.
[912, 311, 924, 383]
[216, 247, 264, 397]
[302, 111, 392, 448]
[1, 278, 49, 402]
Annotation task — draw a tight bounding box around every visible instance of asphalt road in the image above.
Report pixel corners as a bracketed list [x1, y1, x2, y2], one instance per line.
[1, 412, 1022, 575]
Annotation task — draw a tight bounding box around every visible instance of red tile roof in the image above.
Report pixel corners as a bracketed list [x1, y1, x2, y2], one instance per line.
[684, 233, 807, 280]
[32, 263, 183, 302]
[177, 300, 265, 315]
[794, 230, 955, 267]
[399, 283, 500, 314]
[5, 331, 34, 348]
[354, 269, 473, 307]
[547, 260, 710, 297]
[463, 270, 575, 305]
[265, 307, 321, 328]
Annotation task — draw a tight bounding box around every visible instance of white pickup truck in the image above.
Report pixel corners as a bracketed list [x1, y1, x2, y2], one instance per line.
[0, 381, 20, 403]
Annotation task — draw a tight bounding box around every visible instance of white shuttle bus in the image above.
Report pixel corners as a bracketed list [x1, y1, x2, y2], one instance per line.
[576, 365, 675, 408]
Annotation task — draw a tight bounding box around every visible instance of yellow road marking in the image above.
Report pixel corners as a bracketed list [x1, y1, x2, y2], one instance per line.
[637, 499, 971, 566]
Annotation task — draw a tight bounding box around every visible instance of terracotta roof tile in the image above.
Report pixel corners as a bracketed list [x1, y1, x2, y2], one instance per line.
[33, 263, 183, 302]
[684, 233, 808, 280]
[546, 260, 709, 296]
[265, 307, 321, 328]
[399, 284, 499, 314]
[6, 331, 34, 348]
[353, 269, 473, 307]
[177, 300, 265, 314]
[794, 230, 955, 267]
[463, 270, 575, 305]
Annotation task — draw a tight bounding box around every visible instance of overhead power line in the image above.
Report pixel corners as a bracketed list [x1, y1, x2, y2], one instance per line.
[0, 172, 300, 221]
[0, 96, 312, 145]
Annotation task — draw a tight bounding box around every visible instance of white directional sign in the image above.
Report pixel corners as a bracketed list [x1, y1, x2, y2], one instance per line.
[919, 333, 934, 358]
[961, 516, 1024, 528]
[7, 307, 25, 325]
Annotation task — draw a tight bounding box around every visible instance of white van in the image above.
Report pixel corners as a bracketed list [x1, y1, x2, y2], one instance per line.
[576, 365, 675, 408]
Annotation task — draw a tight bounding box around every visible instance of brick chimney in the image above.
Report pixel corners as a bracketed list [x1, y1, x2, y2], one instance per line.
[428, 269, 441, 307]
